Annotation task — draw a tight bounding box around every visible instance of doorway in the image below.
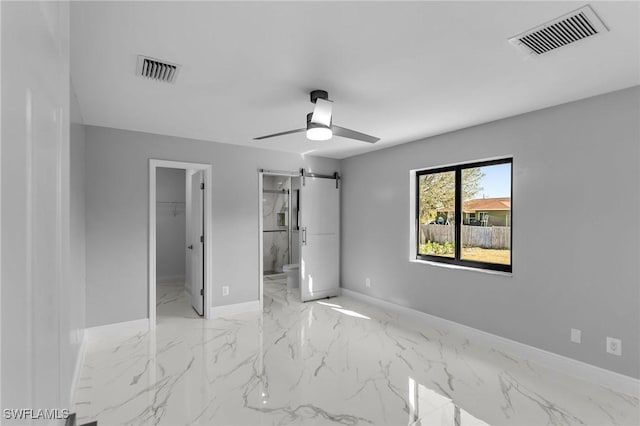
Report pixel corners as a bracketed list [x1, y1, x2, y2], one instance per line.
[155, 167, 192, 319]
[149, 159, 212, 328]
[262, 175, 298, 275]
[258, 169, 340, 306]
[259, 172, 302, 304]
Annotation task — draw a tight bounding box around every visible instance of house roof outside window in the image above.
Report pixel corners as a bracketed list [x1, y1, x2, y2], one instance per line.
[437, 197, 511, 213]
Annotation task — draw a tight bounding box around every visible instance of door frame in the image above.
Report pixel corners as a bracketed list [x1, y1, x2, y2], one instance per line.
[258, 169, 301, 308]
[149, 159, 213, 328]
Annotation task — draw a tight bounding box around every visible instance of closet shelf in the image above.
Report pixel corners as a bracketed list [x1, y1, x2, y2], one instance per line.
[157, 201, 185, 217]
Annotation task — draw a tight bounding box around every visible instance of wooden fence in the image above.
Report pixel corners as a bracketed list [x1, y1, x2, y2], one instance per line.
[419, 224, 511, 249]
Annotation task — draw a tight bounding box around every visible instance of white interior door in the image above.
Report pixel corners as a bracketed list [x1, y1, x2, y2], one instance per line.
[300, 175, 340, 302]
[190, 170, 205, 315]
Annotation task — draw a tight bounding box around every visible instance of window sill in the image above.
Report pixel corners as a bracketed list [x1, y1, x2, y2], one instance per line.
[409, 258, 513, 277]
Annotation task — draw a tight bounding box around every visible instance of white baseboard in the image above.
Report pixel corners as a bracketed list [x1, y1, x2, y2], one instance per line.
[69, 331, 86, 406]
[86, 318, 150, 340]
[156, 274, 185, 284]
[210, 300, 261, 318]
[340, 288, 640, 397]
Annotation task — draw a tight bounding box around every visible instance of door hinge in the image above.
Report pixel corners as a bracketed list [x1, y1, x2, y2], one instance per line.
[200, 288, 203, 296]
[200, 183, 204, 190]
[200, 235, 204, 243]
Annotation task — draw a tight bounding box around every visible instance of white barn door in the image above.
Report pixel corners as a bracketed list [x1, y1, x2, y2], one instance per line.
[299, 173, 340, 302]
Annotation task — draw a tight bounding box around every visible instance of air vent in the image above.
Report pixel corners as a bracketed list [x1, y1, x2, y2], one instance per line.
[136, 56, 180, 83]
[509, 5, 608, 56]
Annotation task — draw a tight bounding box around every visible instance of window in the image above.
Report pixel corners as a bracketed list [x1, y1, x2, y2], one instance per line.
[478, 212, 488, 226]
[416, 158, 512, 272]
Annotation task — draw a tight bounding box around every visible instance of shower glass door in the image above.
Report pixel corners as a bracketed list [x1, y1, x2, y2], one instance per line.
[263, 184, 291, 275]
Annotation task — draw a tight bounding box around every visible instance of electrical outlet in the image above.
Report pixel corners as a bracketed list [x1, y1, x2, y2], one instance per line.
[365, 278, 371, 288]
[222, 286, 229, 296]
[606, 337, 622, 356]
[570, 328, 581, 344]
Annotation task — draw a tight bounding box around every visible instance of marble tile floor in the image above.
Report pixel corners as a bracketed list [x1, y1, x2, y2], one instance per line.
[156, 282, 202, 322]
[74, 278, 639, 425]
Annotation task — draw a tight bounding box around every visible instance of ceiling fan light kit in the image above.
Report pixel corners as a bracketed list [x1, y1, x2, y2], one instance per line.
[306, 112, 333, 141]
[306, 126, 333, 141]
[254, 90, 380, 144]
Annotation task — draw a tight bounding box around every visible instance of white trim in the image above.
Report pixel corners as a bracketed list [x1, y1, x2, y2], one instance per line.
[340, 288, 640, 397]
[210, 300, 261, 318]
[0, 2, 3, 414]
[69, 332, 87, 406]
[258, 172, 264, 311]
[85, 318, 150, 341]
[149, 163, 157, 327]
[156, 274, 186, 284]
[149, 159, 213, 328]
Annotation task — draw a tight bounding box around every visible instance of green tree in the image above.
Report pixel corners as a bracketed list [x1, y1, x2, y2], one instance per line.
[462, 167, 483, 203]
[419, 168, 483, 223]
[419, 171, 455, 223]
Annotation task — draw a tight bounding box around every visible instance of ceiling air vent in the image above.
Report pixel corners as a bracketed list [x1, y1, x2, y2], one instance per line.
[509, 5, 608, 56]
[136, 55, 180, 83]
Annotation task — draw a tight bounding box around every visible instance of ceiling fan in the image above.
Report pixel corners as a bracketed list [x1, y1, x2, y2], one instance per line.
[254, 90, 380, 144]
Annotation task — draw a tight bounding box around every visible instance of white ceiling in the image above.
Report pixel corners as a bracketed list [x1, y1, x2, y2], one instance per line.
[70, 1, 640, 159]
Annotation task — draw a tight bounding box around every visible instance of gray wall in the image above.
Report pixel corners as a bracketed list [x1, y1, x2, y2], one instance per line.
[340, 87, 640, 378]
[156, 168, 186, 281]
[85, 126, 340, 327]
[1, 0, 84, 415]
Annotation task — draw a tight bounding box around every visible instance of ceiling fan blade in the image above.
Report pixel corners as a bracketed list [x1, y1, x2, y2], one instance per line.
[331, 125, 380, 144]
[253, 128, 306, 140]
[311, 98, 333, 127]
